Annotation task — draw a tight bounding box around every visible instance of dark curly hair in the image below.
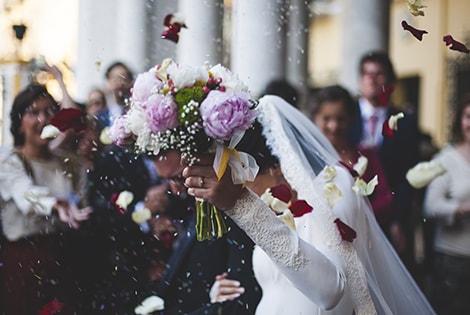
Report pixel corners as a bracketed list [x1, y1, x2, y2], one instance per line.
[10, 84, 56, 146]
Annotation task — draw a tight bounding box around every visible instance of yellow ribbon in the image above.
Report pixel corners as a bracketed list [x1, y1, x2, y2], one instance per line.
[216, 145, 241, 181]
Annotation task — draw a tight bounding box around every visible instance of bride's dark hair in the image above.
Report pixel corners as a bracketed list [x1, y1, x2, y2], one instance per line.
[236, 120, 279, 173]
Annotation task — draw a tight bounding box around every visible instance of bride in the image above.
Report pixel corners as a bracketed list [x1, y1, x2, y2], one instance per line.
[183, 95, 435, 314]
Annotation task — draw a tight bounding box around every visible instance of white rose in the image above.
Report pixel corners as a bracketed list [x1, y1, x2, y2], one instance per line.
[209, 64, 249, 92]
[406, 160, 446, 189]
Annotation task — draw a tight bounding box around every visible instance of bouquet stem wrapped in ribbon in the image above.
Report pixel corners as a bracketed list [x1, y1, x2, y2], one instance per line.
[107, 58, 259, 241]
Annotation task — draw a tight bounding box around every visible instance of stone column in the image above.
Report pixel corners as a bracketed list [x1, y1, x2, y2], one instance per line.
[177, 0, 224, 66]
[115, 0, 147, 73]
[339, 0, 391, 94]
[286, 0, 311, 109]
[231, 0, 285, 97]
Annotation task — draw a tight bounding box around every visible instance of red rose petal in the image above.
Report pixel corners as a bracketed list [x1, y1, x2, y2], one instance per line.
[289, 200, 313, 217]
[443, 34, 470, 54]
[269, 184, 292, 203]
[381, 118, 394, 139]
[50, 108, 86, 132]
[38, 300, 64, 315]
[334, 218, 357, 242]
[401, 20, 428, 41]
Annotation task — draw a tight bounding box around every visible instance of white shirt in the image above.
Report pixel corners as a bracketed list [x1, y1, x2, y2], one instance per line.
[358, 97, 387, 148]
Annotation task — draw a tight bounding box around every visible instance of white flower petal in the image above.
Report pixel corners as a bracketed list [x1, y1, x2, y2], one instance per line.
[116, 191, 134, 210]
[353, 156, 368, 177]
[278, 210, 296, 230]
[388, 112, 405, 131]
[323, 165, 337, 182]
[406, 160, 446, 189]
[135, 295, 165, 314]
[132, 208, 152, 224]
[352, 175, 378, 196]
[323, 182, 343, 208]
[99, 127, 113, 145]
[40, 124, 60, 139]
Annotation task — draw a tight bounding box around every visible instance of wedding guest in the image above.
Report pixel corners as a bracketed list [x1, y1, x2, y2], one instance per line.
[261, 78, 300, 108]
[349, 51, 420, 266]
[96, 61, 134, 128]
[185, 95, 435, 315]
[311, 85, 395, 229]
[87, 87, 107, 116]
[0, 84, 92, 315]
[423, 95, 470, 314]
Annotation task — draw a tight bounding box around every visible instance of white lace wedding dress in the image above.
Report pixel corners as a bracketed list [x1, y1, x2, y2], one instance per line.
[225, 95, 436, 315]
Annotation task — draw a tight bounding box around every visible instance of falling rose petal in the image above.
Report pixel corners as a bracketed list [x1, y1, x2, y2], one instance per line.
[339, 161, 359, 178]
[334, 218, 357, 242]
[278, 209, 296, 230]
[322, 165, 337, 182]
[132, 207, 152, 224]
[323, 182, 343, 208]
[40, 124, 60, 139]
[289, 200, 313, 218]
[269, 184, 292, 203]
[135, 295, 165, 315]
[161, 13, 187, 43]
[260, 186, 291, 214]
[378, 85, 395, 107]
[443, 35, 470, 54]
[50, 108, 87, 132]
[406, 159, 446, 188]
[111, 192, 126, 215]
[401, 20, 428, 41]
[406, 0, 426, 16]
[382, 112, 404, 138]
[352, 175, 379, 196]
[160, 231, 174, 249]
[116, 190, 134, 210]
[353, 156, 368, 177]
[38, 300, 64, 315]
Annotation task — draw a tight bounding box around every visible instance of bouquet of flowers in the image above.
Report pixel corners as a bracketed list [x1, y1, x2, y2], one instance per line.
[108, 58, 259, 241]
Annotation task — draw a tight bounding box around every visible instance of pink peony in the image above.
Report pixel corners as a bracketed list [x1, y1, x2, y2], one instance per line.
[108, 115, 134, 147]
[145, 94, 179, 133]
[200, 90, 257, 141]
[132, 70, 162, 104]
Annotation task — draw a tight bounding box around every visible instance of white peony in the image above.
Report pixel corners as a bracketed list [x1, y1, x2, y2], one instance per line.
[167, 62, 209, 90]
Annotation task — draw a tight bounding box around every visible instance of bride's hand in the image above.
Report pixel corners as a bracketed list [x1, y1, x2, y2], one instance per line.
[183, 154, 246, 210]
[209, 272, 245, 303]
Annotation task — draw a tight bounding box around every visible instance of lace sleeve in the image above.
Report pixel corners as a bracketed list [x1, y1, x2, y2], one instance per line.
[225, 189, 346, 310]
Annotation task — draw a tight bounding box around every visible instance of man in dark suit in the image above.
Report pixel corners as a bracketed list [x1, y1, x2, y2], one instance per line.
[144, 149, 262, 315]
[350, 51, 420, 269]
